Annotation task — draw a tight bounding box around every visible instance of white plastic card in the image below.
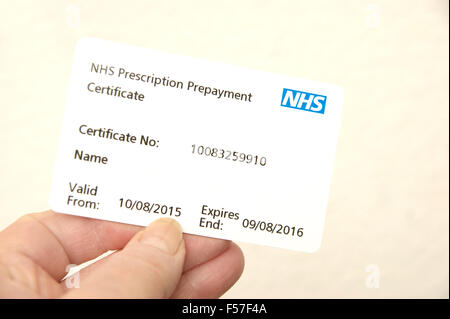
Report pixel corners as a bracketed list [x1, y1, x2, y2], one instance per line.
[49, 38, 344, 252]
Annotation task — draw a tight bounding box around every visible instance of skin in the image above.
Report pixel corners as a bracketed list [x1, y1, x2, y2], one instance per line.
[0, 210, 245, 298]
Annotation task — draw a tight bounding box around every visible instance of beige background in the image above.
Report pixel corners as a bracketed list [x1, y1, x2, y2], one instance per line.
[0, 0, 448, 298]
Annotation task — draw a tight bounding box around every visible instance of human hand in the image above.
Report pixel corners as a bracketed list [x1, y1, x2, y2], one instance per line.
[0, 211, 244, 298]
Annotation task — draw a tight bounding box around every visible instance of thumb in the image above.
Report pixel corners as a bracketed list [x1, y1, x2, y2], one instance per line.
[62, 218, 185, 298]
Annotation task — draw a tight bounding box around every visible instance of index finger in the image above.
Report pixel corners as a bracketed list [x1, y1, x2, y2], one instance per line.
[0, 210, 141, 280]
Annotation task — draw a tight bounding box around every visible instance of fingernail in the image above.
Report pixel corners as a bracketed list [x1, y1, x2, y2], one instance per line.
[139, 218, 183, 254]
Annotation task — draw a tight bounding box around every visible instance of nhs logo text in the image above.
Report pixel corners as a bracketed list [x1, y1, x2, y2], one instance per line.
[281, 88, 327, 114]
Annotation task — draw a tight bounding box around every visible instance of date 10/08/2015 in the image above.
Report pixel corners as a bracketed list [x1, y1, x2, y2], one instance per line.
[191, 144, 267, 167]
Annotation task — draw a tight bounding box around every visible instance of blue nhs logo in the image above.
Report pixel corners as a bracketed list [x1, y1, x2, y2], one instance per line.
[281, 88, 327, 114]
